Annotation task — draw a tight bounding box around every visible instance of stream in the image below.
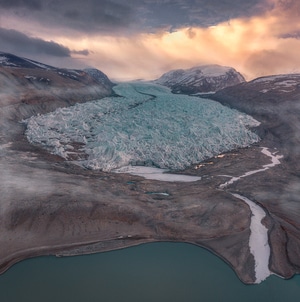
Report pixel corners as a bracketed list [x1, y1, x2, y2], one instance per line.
[219, 147, 283, 283]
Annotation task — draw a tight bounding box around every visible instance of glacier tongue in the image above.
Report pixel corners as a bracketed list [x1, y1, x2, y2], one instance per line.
[24, 82, 260, 171]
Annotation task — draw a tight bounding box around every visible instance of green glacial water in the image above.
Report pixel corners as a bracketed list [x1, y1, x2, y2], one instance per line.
[1, 242, 299, 302]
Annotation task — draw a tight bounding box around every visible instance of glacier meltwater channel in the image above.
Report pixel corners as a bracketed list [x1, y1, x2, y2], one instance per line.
[219, 148, 284, 283]
[24, 82, 260, 171]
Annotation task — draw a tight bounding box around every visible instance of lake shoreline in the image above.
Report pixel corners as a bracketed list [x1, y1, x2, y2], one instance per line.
[1, 78, 300, 284]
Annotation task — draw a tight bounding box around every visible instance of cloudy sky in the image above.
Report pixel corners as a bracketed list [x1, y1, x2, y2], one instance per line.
[0, 0, 299, 80]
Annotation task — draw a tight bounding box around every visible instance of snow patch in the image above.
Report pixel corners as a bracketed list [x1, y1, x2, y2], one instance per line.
[220, 148, 283, 188]
[191, 65, 233, 77]
[252, 75, 293, 83]
[24, 75, 37, 80]
[0, 55, 16, 66]
[192, 91, 215, 96]
[23, 58, 49, 69]
[58, 71, 78, 79]
[254, 75, 299, 93]
[113, 166, 201, 182]
[274, 80, 297, 87]
[232, 193, 270, 283]
[0, 56, 7, 63]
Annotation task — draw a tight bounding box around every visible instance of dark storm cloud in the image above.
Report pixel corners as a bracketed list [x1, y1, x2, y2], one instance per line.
[137, 0, 271, 29]
[0, 28, 71, 57]
[0, 0, 271, 34]
[57, 0, 133, 31]
[0, 0, 41, 10]
[0, 0, 134, 33]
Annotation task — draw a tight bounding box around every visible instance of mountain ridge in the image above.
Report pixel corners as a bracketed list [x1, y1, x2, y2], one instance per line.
[0, 51, 114, 86]
[0, 51, 114, 140]
[154, 64, 245, 94]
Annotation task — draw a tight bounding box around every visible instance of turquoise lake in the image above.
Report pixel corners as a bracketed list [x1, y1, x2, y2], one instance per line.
[1, 242, 299, 302]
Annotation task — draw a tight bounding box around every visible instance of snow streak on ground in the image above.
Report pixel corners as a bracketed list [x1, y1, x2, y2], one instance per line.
[219, 147, 283, 283]
[24, 82, 260, 172]
[232, 193, 271, 283]
[220, 148, 283, 189]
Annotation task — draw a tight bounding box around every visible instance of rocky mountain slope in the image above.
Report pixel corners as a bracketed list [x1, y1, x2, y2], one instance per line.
[154, 65, 245, 94]
[213, 73, 300, 159]
[211, 74, 300, 278]
[0, 52, 114, 141]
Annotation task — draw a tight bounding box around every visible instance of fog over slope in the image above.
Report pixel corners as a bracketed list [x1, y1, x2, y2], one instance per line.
[1, 52, 300, 284]
[0, 52, 113, 141]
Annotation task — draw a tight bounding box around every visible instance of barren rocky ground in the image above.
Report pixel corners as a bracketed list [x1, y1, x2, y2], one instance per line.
[1, 66, 299, 284]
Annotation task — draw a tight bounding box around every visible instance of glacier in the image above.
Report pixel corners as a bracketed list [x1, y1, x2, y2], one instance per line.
[24, 82, 260, 171]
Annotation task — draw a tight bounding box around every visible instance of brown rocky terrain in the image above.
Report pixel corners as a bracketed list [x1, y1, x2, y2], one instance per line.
[212, 74, 300, 278]
[0, 57, 299, 284]
[0, 53, 113, 141]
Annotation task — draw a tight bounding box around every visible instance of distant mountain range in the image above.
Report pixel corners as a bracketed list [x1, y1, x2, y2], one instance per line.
[0, 52, 114, 104]
[0, 51, 114, 87]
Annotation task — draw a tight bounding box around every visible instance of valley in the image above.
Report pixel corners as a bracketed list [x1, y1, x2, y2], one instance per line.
[0, 53, 299, 284]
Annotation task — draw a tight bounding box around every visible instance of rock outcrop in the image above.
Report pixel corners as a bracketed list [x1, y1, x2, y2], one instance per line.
[0, 52, 113, 141]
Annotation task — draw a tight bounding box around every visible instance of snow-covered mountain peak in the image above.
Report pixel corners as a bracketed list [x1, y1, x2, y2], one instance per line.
[0, 51, 54, 69]
[190, 65, 236, 77]
[0, 51, 114, 91]
[155, 64, 245, 94]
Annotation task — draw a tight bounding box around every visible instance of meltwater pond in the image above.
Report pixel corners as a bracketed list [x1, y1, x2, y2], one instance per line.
[1, 242, 299, 302]
[25, 82, 259, 171]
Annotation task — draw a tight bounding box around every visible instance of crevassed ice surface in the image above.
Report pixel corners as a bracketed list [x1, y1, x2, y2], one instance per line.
[25, 82, 260, 171]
